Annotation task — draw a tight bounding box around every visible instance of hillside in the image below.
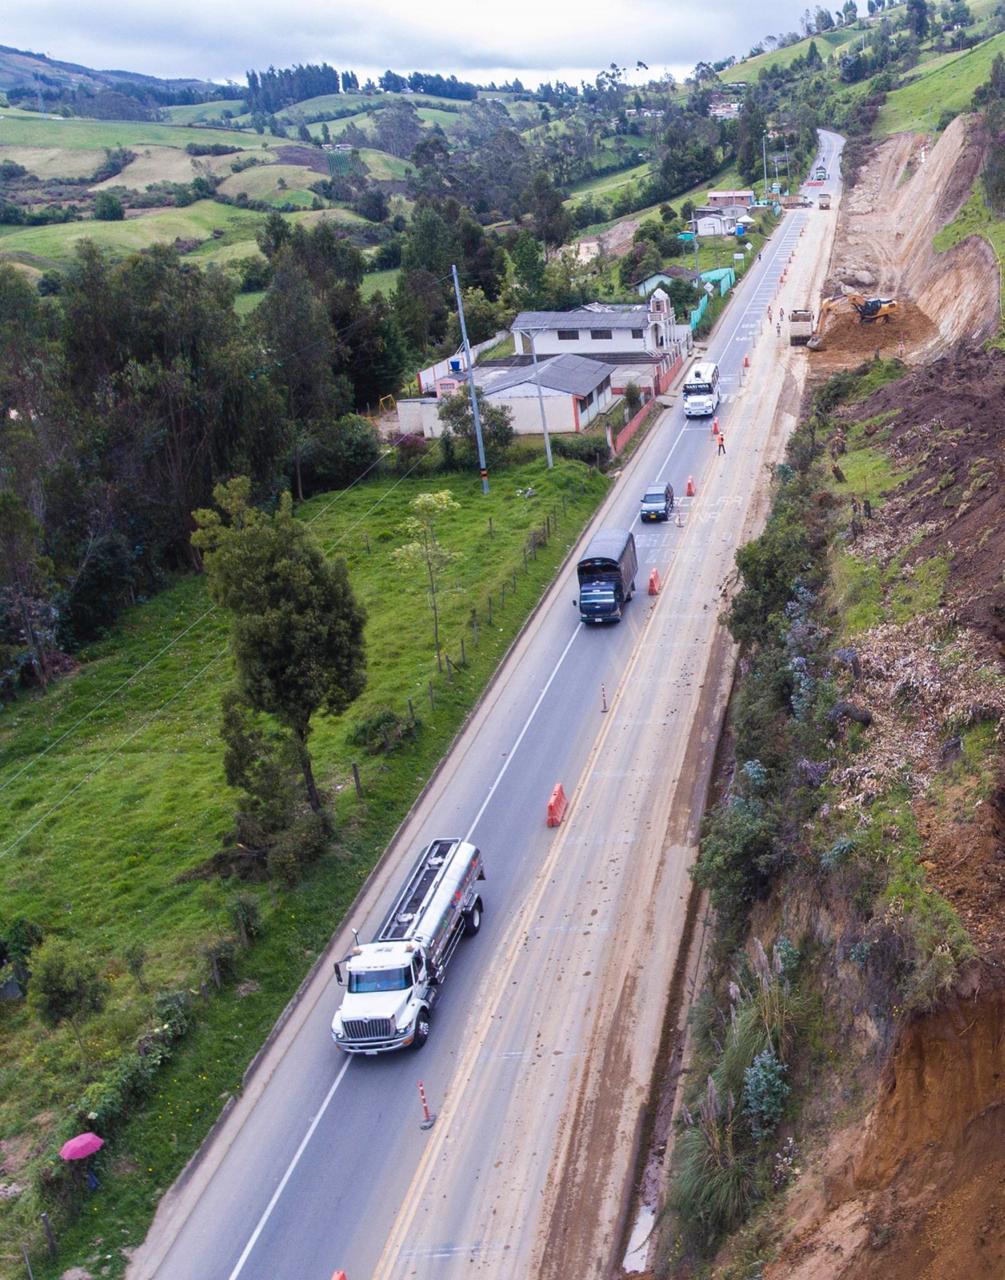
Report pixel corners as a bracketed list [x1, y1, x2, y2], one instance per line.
[0, 43, 221, 95]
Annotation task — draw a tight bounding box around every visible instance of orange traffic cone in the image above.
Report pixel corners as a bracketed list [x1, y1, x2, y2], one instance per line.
[686, 475, 695, 497]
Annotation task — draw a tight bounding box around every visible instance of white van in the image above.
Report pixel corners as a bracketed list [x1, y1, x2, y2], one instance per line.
[682, 361, 720, 417]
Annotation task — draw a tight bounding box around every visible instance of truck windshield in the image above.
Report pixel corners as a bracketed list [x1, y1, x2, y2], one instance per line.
[349, 967, 410, 993]
[684, 382, 712, 396]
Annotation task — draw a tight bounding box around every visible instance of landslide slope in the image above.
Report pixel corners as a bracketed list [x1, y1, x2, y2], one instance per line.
[820, 115, 1000, 361]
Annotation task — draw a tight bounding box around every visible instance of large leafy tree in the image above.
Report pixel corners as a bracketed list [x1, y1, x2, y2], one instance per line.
[192, 477, 366, 812]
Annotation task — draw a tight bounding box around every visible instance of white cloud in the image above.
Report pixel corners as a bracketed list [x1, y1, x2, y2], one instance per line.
[5, 0, 798, 86]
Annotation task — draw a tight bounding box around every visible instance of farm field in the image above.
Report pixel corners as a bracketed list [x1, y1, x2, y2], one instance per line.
[0, 459, 609, 1275]
[358, 146, 413, 180]
[91, 144, 260, 190]
[216, 162, 323, 201]
[0, 144, 104, 178]
[0, 106, 256, 151]
[162, 99, 246, 124]
[0, 200, 266, 266]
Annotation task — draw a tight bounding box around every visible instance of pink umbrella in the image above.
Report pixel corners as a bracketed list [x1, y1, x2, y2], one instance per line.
[60, 1132, 104, 1161]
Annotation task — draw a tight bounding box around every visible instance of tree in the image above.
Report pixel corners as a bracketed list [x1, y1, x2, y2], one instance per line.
[392, 491, 459, 664]
[736, 97, 768, 185]
[524, 170, 572, 250]
[28, 937, 108, 1062]
[906, 0, 930, 36]
[509, 231, 546, 305]
[93, 191, 124, 221]
[436, 387, 514, 468]
[192, 477, 366, 812]
[0, 491, 55, 690]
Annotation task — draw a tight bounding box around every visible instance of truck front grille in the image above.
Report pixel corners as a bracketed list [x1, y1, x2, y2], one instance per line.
[343, 1017, 394, 1040]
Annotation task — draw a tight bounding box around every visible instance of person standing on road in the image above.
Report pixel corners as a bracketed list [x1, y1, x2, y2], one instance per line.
[767, 304, 773, 323]
[717, 432, 726, 455]
[780, 307, 785, 321]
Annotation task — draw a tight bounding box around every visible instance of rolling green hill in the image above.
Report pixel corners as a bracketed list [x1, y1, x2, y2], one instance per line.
[876, 30, 1005, 133]
[725, 26, 864, 84]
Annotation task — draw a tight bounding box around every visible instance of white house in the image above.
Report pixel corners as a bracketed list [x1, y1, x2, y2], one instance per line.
[511, 293, 680, 358]
[396, 353, 615, 438]
[690, 209, 737, 236]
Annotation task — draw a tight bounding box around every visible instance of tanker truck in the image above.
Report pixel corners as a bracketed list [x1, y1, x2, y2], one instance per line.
[331, 838, 485, 1054]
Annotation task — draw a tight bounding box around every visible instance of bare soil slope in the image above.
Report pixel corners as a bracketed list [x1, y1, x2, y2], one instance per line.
[763, 348, 1005, 1280]
[817, 116, 1000, 361]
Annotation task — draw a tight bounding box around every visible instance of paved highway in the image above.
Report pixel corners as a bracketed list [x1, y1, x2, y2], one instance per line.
[132, 131, 843, 1280]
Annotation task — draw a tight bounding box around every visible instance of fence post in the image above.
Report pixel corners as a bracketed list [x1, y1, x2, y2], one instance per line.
[428, 680, 435, 710]
[352, 762, 363, 799]
[407, 697, 415, 724]
[445, 654, 454, 682]
[460, 636, 466, 666]
[364, 533, 371, 554]
[488, 516, 494, 537]
[40, 1215, 56, 1262]
[487, 595, 493, 625]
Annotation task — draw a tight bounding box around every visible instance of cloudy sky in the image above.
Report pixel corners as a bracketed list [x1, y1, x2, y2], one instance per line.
[7, 0, 805, 88]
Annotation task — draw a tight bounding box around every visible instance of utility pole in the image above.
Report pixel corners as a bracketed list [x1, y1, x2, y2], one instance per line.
[525, 330, 554, 469]
[451, 263, 489, 495]
[783, 139, 790, 194]
[762, 130, 769, 203]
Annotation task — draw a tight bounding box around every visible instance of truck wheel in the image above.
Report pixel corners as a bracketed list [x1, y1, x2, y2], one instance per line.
[412, 1008, 431, 1050]
[464, 898, 483, 936]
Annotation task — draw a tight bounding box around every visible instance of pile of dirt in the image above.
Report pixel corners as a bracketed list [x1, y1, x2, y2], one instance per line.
[814, 299, 938, 356]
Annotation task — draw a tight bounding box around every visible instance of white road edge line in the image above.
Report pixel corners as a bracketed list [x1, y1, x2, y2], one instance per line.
[226, 1054, 352, 1280]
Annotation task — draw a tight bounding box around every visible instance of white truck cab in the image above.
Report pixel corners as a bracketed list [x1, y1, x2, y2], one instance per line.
[331, 839, 484, 1054]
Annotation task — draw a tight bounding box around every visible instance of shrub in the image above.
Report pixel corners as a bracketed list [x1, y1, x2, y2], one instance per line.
[93, 191, 125, 221]
[743, 1048, 789, 1140]
[347, 707, 420, 755]
[230, 895, 262, 948]
[552, 433, 609, 466]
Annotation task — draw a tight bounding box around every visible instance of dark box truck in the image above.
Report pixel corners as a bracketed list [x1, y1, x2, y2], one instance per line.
[575, 528, 638, 623]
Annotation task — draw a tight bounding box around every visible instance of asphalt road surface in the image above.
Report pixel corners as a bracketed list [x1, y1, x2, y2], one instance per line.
[132, 131, 843, 1280]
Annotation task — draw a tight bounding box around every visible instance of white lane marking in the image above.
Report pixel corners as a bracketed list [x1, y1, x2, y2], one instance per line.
[464, 623, 581, 841]
[226, 1055, 352, 1280]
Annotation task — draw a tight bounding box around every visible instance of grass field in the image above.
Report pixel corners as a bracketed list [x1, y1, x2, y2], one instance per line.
[91, 144, 260, 191]
[876, 30, 1005, 133]
[360, 266, 400, 298]
[726, 26, 862, 84]
[358, 146, 413, 180]
[0, 143, 105, 178]
[216, 162, 322, 201]
[0, 106, 257, 152]
[305, 110, 377, 139]
[0, 200, 266, 265]
[0, 458, 609, 1277]
[162, 100, 246, 125]
[567, 159, 653, 200]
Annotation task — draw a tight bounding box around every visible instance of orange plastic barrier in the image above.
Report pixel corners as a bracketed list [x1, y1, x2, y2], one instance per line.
[686, 475, 695, 497]
[648, 568, 661, 595]
[743, 354, 750, 368]
[547, 783, 568, 827]
[712, 416, 720, 436]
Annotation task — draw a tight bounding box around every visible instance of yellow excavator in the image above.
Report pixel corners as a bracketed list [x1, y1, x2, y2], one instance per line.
[806, 291, 899, 350]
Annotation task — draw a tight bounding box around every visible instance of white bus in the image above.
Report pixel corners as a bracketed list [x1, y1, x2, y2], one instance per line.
[682, 360, 720, 417]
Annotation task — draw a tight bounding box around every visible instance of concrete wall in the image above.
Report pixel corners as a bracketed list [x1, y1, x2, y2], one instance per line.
[396, 389, 578, 437]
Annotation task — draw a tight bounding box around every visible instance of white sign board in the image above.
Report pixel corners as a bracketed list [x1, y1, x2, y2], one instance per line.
[703, 282, 715, 295]
[733, 252, 744, 261]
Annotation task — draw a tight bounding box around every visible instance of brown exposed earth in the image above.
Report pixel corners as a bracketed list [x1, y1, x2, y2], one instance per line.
[810, 115, 1000, 366]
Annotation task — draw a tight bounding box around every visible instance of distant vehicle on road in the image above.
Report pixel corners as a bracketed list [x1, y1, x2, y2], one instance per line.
[815, 164, 828, 180]
[682, 360, 720, 417]
[331, 838, 485, 1054]
[640, 482, 675, 522]
[818, 192, 831, 210]
[575, 528, 638, 623]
